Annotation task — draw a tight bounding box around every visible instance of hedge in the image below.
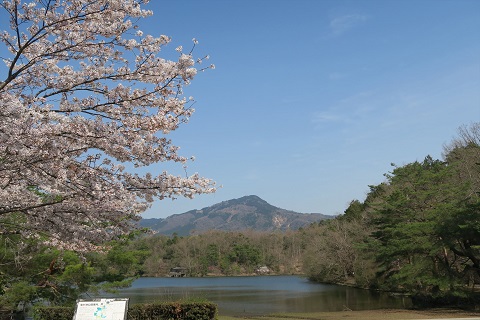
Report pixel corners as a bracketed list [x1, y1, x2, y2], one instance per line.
[33, 301, 218, 320]
[127, 302, 217, 320]
[33, 306, 73, 320]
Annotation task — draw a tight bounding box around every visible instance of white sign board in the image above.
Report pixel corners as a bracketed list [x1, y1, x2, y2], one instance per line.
[73, 298, 129, 320]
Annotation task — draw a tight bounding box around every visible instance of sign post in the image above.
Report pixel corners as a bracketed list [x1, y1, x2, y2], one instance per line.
[73, 298, 129, 320]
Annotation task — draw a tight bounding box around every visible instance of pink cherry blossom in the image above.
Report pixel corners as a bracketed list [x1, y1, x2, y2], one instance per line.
[0, 0, 215, 251]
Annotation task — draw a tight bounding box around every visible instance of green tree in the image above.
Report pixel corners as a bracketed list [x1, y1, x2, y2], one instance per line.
[371, 157, 460, 293]
[228, 244, 261, 269]
[199, 244, 220, 275]
[369, 130, 480, 296]
[0, 244, 96, 311]
[0, 232, 149, 313]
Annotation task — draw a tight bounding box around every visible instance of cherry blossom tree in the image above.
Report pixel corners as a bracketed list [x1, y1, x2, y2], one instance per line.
[0, 0, 215, 251]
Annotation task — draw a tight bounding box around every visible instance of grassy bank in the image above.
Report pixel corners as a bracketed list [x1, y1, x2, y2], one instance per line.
[218, 309, 480, 320]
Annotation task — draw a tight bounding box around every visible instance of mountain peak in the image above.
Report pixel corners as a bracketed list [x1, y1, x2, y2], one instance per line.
[140, 195, 331, 236]
[220, 195, 269, 207]
[238, 194, 263, 201]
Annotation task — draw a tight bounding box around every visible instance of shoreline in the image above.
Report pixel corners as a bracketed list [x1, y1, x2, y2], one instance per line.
[218, 308, 480, 320]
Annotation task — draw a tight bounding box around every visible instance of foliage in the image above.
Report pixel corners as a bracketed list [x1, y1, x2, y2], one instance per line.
[127, 301, 217, 320]
[228, 244, 261, 268]
[372, 140, 479, 295]
[0, 237, 94, 310]
[33, 306, 73, 320]
[369, 157, 452, 292]
[0, 0, 215, 251]
[303, 216, 375, 287]
[0, 231, 151, 312]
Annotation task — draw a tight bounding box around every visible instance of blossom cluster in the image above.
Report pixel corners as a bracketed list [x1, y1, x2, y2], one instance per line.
[0, 0, 215, 251]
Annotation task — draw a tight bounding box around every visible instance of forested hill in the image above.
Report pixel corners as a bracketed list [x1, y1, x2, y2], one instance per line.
[140, 195, 332, 236]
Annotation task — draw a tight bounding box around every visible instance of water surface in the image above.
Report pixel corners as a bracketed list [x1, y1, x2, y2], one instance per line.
[101, 275, 410, 316]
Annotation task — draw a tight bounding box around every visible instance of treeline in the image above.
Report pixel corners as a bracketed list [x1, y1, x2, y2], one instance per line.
[118, 229, 307, 277]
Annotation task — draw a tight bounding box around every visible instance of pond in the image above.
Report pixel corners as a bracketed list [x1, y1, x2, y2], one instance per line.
[99, 275, 411, 316]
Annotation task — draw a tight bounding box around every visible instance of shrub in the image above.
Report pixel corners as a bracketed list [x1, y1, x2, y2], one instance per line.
[33, 306, 74, 320]
[33, 301, 217, 320]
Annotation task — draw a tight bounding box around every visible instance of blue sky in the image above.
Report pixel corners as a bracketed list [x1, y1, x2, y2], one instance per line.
[137, 0, 480, 218]
[2, 1, 479, 218]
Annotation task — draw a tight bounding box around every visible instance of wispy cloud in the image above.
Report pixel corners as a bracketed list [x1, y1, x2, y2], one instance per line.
[311, 91, 375, 125]
[329, 14, 369, 36]
[328, 72, 348, 80]
[311, 111, 344, 123]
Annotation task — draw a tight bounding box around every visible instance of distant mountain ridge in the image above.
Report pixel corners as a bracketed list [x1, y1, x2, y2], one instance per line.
[140, 195, 332, 236]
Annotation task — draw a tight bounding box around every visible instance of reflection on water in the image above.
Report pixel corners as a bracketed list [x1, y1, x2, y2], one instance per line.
[99, 275, 411, 316]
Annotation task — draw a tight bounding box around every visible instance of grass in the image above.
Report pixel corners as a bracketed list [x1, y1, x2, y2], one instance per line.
[217, 309, 480, 320]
